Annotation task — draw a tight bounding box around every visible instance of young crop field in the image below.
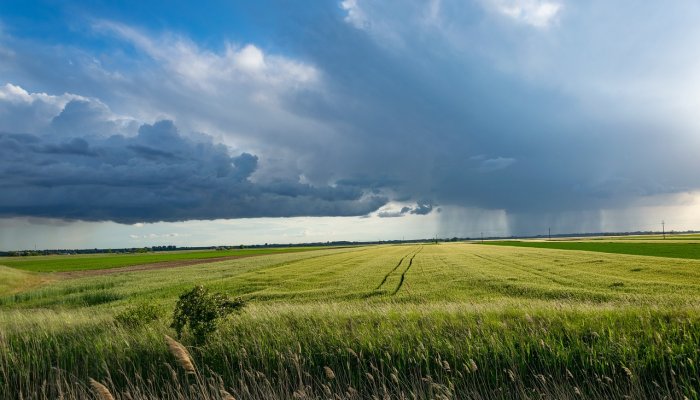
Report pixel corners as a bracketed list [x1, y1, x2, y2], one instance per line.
[594, 234, 700, 241]
[482, 240, 700, 260]
[0, 246, 326, 273]
[1, 243, 700, 399]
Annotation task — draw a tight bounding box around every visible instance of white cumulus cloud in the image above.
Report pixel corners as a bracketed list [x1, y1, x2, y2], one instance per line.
[340, 0, 369, 29]
[488, 0, 562, 28]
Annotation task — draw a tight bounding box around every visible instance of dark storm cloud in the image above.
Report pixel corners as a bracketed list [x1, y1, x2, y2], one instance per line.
[39, 137, 97, 156]
[0, 119, 387, 223]
[3, 1, 700, 233]
[410, 201, 434, 215]
[377, 202, 434, 218]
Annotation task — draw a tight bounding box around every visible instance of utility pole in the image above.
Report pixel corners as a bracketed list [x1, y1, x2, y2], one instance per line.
[548, 227, 551, 241]
[662, 220, 665, 239]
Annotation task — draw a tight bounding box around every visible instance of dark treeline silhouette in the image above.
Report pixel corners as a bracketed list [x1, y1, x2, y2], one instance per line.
[2, 230, 698, 257]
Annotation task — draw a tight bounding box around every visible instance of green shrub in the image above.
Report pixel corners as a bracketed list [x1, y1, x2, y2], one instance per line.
[115, 303, 161, 327]
[171, 285, 245, 343]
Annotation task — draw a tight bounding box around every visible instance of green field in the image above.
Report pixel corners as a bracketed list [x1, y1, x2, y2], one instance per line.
[550, 234, 700, 241]
[483, 240, 700, 260]
[593, 233, 700, 241]
[2, 243, 700, 399]
[0, 247, 325, 273]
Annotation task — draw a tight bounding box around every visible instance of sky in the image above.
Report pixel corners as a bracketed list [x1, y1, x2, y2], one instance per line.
[2, 0, 700, 250]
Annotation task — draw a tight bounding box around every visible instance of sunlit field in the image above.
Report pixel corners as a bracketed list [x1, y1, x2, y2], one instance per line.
[0, 247, 325, 273]
[2, 242, 700, 399]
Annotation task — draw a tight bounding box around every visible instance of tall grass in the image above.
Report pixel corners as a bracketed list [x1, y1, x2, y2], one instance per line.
[2, 304, 700, 399]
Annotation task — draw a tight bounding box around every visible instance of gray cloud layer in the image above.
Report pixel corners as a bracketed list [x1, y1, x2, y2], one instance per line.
[275, 0, 700, 220]
[2, 1, 700, 231]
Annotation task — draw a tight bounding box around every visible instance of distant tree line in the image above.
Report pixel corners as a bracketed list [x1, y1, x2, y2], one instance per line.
[2, 230, 699, 256]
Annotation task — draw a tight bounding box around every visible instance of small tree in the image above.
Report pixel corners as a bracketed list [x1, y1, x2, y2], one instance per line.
[171, 285, 245, 344]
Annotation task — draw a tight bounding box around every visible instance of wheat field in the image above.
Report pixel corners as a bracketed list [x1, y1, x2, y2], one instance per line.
[2, 243, 700, 399]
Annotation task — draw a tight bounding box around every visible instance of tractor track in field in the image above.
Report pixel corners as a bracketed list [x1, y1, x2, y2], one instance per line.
[54, 255, 262, 278]
[392, 247, 423, 295]
[375, 252, 411, 290]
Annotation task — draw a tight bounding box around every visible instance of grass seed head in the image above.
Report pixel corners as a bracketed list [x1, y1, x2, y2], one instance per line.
[164, 335, 196, 374]
[506, 369, 515, 382]
[347, 348, 359, 358]
[219, 388, 236, 400]
[441, 360, 451, 372]
[622, 365, 634, 379]
[468, 359, 478, 373]
[322, 384, 332, 396]
[88, 378, 115, 400]
[391, 373, 399, 384]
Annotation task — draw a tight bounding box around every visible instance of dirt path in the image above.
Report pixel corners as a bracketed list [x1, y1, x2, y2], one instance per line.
[55, 254, 258, 278]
